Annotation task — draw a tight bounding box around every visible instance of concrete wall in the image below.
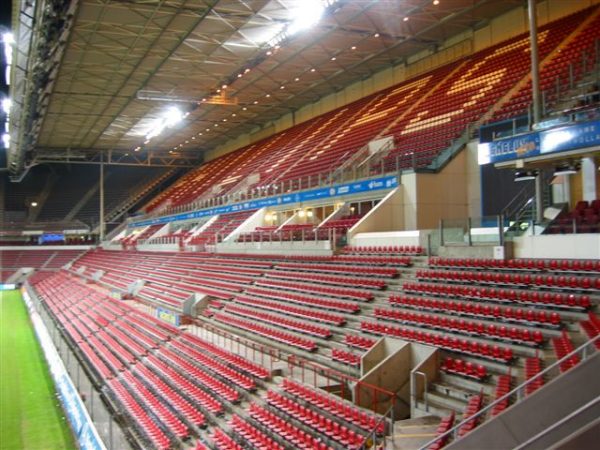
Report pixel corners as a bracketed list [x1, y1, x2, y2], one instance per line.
[411, 344, 439, 405]
[348, 188, 404, 237]
[204, 0, 599, 163]
[216, 240, 333, 256]
[411, 151, 470, 230]
[513, 233, 600, 259]
[350, 230, 425, 250]
[357, 339, 411, 417]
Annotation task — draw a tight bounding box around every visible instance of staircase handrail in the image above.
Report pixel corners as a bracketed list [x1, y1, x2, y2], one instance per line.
[419, 334, 600, 450]
[513, 396, 600, 450]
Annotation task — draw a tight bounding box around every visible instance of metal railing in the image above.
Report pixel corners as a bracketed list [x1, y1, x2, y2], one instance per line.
[132, 120, 475, 225]
[231, 227, 344, 246]
[419, 334, 600, 450]
[439, 215, 508, 247]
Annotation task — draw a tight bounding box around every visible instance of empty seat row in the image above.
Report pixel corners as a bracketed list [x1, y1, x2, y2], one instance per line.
[344, 334, 377, 350]
[179, 333, 270, 380]
[332, 255, 412, 266]
[342, 245, 423, 255]
[429, 257, 600, 273]
[441, 357, 488, 381]
[246, 287, 361, 313]
[524, 357, 545, 395]
[374, 307, 545, 346]
[108, 379, 172, 450]
[552, 331, 580, 372]
[266, 270, 386, 289]
[256, 279, 374, 301]
[234, 295, 346, 326]
[266, 390, 364, 449]
[282, 379, 384, 434]
[389, 294, 562, 328]
[331, 348, 361, 367]
[213, 313, 317, 352]
[277, 262, 399, 277]
[247, 402, 334, 450]
[157, 347, 241, 403]
[360, 321, 514, 363]
[416, 269, 599, 291]
[428, 412, 455, 450]
[169, 339, 256, 391]
[229, 415, 284, 450]
[458, 395, 484, 437]
[491, 375, 512, 416]
[223, 304, 332, 339]
[402, 282, 592, 310]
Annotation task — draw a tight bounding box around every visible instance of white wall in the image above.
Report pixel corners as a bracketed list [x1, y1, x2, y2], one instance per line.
[514, 233, 600, 259]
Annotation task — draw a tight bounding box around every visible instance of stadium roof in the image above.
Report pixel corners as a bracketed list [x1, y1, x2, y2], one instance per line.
[8, 0, 526, 178]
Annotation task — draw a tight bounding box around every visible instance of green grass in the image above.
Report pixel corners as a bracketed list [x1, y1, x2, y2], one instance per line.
[0, 290, 76, 450]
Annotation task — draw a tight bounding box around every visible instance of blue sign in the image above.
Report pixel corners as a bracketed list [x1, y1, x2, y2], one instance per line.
[478, 120, 600, 165]
[156, 307, 180, 326]
[129, 175, 399, 228]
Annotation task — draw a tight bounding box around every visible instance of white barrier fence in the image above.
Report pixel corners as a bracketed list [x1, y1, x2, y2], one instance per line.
[21, 288, 106, 450]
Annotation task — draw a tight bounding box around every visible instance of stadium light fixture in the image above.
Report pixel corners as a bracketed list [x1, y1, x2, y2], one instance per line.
[145, 106, 184, 141]
[2, 98, 11, 114]
[288, 0, 325, 36]
[514, 170, 537, 181]
[554, 164, 578, 176]
[3, 33, 14, 85]
[267, 0, 339, 48]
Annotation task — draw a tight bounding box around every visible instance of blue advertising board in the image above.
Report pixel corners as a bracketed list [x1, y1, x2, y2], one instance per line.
[478, 120, 600, 165]
[129, 175, 399, 228]
[156, 307, 180, 326]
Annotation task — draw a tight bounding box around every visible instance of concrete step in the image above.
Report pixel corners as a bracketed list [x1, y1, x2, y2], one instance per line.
[430, 379, 488, 402]
[413, 398, 456, 420]
[391, 416, 441, 450]
[424, 390, 468, 413]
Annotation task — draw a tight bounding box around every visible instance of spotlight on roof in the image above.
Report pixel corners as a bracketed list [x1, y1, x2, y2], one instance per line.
[554, 164, 578, 176]
[2, 98, 11, 114]
[514, 170, 537, 182]
[288, 0, 325, 36]
[145, 106, 184, 140]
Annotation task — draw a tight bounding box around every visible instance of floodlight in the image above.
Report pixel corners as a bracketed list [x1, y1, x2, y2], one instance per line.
[2, 98, 11, 114]
[164, 107, 183, 126]
[145, 107, 184, 140]
[2, 33, 14, 44]
[554, 164, 577, 176]
[514, 170, 537, 181]
[288, 0, 325, 36]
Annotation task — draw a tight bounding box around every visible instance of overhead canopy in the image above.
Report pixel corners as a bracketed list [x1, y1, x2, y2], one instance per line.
[8, 0, 525, 178]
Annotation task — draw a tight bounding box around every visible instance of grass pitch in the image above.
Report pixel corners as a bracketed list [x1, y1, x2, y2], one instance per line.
[0, 290, 76, 450]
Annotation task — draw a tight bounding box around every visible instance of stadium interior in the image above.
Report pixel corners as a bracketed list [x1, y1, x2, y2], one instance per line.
[1, 0, 599, 449]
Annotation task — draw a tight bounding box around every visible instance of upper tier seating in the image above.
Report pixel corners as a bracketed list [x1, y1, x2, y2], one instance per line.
[142, 7, 596, 213]
[546, 199, 600, 234]
[188, 210, 255, 247]
[0, 249, 85, 272]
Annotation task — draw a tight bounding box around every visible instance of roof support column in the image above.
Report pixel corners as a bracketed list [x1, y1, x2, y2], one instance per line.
[528, 0, 544, 223]
[99, 155, 105, 242]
